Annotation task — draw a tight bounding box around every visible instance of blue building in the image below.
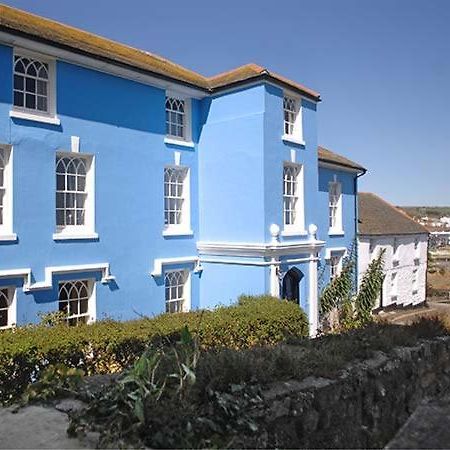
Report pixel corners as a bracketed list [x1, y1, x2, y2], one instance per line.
[0, 5, 365, 336]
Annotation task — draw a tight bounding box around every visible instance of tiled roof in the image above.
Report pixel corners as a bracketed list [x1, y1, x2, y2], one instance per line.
[318, 146, 366, 172]
[0, 4, 320, 99]
[358, 193, 429, 236]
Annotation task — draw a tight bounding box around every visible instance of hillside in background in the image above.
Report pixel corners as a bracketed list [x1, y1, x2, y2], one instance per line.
[400, 207, 450, 219]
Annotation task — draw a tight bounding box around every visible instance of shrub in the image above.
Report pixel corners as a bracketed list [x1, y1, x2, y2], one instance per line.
[0, 295, 308, 404]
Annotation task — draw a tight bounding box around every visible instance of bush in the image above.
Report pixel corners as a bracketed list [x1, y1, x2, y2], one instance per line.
[0, 295, 308, 404]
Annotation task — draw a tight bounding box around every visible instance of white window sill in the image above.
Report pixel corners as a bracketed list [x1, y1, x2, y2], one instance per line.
[281, 229, 308, 237]
[164, 137, 195, 148]
[53, 232, 99, 241]
[10, 110, 61, 126]
[282, 134, 306, 146]
[0, 233, 18, 242]
[163, 228, 194, 237]
[328, 229, 345, 236]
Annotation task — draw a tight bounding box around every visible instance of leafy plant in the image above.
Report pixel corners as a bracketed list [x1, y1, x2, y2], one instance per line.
[319, 249, 386, 331]
[21, 363, 84, 404]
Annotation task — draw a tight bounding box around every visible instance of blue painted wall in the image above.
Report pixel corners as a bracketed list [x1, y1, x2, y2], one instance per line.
[0, 40, 360, 326]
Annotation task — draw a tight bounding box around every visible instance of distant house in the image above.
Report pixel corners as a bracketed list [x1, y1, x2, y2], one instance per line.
[358, 193, 429, 309]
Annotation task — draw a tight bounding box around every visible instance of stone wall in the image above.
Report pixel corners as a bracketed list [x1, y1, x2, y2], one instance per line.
[236, 336, 450, 449]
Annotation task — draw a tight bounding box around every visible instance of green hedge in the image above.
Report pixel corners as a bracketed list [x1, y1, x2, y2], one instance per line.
[0, 296, 308, 404]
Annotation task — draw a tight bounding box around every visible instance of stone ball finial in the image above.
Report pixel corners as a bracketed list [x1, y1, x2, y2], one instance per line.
[308, 223, 318, 238]
[270, 223, 280, 240]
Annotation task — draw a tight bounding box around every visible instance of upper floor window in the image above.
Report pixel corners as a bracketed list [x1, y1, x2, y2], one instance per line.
[13, 53, 55, 117]
[164, 166, 190, 234]
[283, 163, 305, 232]
[164, 270, 189, 313]
[58, 279, 94, 326]
[56, 154, 95, 236]
[328, 181, 343, 234]
[0, 146, 12, 236]
[165, 95, 191, 142]
[0, 287, 15, 329]
[283, 95, 303, 143]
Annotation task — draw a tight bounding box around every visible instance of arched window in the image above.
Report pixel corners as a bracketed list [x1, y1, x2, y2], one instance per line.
[0, 288, 11, 328]
[164, 167, 188, 228]
[13, 55, 49, 113]
[164, 270, 188, 313]
[58, 280, 92, 326]
[56, 155, 88, 228]
[165, 96, 185, 138]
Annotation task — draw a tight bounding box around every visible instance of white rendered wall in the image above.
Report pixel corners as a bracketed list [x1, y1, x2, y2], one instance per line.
[358, 234, 428, 308]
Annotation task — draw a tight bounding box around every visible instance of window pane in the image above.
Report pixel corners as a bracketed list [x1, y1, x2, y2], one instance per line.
[37, 80, 47, 95]
[13, 91, 24, 107]
[0, 309, 7, 327]
[37, 96, 47, 112]
[14, 74, 24, 91]
[25, 93, 35, 109]
[25, 78, 36, 93]
[56, 174, 65, 190]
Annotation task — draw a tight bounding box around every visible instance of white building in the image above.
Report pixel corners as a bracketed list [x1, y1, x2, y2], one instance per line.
[358, 193, 429, 309]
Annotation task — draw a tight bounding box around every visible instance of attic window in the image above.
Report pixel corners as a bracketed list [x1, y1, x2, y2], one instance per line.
[165, 94, 191, 142]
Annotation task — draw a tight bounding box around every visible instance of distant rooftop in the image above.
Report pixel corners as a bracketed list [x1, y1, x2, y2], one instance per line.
[0, 4, 320, 100]
[359, 193, 429, 236]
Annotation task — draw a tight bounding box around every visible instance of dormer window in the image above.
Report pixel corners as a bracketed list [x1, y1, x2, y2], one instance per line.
[11, 51, 58, 124]
[165, 94, 192, 144]
[282, 94, 304, 145]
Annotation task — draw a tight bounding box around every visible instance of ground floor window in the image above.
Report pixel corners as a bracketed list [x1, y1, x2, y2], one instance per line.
[0, 287, 14, 329]
[329, 252, 343, 279]
[164, 270, 189, 313]
[58, 279, 93, 326]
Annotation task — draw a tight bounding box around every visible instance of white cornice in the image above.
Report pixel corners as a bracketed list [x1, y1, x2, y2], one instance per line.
[197, 240, 325, 258]
[0, 31, 206, 99]
[150, 256, 201, 277]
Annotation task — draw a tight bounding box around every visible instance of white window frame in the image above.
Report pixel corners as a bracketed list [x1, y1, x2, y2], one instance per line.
[412, 268, 418, 294]
[10, 48, 59, 125]
[0, 145, 15, 240]
[58, 278, 96, 325]
[163, 165, 191, 236]
[54, 152, 96, 239]
[282, 93, 304, 145]
[164, 269, 191, 313]
[282, 162, 305, 235]
[328, 181, 343, 235]
[329, 252, 343, 280]
[0, 286, 16, 329]
[164, 92, 192, 144]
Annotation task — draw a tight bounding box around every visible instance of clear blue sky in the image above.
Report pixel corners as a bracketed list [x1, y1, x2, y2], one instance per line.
[3, 0, 450, 206]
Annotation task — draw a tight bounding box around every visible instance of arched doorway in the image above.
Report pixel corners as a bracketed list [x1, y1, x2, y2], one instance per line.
[282, 267, 304, 304]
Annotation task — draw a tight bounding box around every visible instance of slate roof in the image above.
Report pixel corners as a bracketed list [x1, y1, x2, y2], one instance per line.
[0, 4, 320, 100]
[358, 193, 429, 236]
[318, 146, 366, 173]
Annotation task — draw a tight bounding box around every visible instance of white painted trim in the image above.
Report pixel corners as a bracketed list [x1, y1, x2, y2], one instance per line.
[282, 135, 306, 146]
[151, 256, 200, 277]
[15, 263, 115, 292]
[200, 256, 319, 267]
[10, 109, 61, 125]
[53, 232, 99, 241]
[308, 257, 319, 338]
[0, 145, 14, 238]
[281, 229, 308, 237]
[319, 161, 364, 174]
[0, 32, 206, 99]
[324, 247, 348, 260]
[164, 137, 195, 148]
[71, 136, 80, 153]
[162, 229, 194, 237]
[197, 239, 325, 258]
[328, 229, 345, 236]
[0, 233, 18, 242]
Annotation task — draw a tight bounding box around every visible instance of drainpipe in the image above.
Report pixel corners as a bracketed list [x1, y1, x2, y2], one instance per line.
[269, 224, 281, 297]
[355, 169, 367, 291]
